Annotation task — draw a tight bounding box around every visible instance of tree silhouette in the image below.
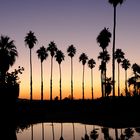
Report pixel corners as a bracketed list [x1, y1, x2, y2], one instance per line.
[79, 53, 88, 100]
[0, 35, 18, 84]
[67, 45, 76, 100]
[97, 27, 112, 52]
[98, 50, 110, 97]
[55, 50, 65, 100]
[115, 48, 125, 96]
[47, 41, 57, 100]
[88, 59, 96, 100]
[24, 30, 37, 100]
[36, 46, 48, 100]
[97, 28, 111, 97]
[121, 58, 131, 96]
[108, 0, 126, 97]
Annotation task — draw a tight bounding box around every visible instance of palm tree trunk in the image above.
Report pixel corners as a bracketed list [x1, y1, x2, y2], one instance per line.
[125, 70, 128, 96]
[82, 65, 85, 100]
[59, 64, 62, 100]
[41, 61, 43, 100]
[112, 6, 117, 97]
[101, 70, 104, 98]
[118, 63, 120, 96]
[31, 124, 33, 140]
[115, 128, 119, 140]
[30, 49, 33, 100]
[104, 65, 106, 97]
[91, 68, 93, 100]
[50, 56, 53, 100]
[71, 57, 73, 100]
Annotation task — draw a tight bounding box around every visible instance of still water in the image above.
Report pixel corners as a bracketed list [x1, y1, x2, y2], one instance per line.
[16, 122, 140, 140]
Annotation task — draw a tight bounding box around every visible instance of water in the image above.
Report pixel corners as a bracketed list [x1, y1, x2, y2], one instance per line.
[16, 122, 140, 140]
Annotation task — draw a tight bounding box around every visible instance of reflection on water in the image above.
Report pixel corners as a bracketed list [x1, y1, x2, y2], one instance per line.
[16, 122, 140, 140]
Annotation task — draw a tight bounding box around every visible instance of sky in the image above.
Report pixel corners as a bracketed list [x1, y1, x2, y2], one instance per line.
[0, 0, 140, 100]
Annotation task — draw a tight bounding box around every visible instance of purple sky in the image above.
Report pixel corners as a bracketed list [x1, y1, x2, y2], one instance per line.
[0, 0, 140, 99]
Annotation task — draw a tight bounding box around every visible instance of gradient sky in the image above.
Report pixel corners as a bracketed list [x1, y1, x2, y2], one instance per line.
[0, 0, 140, 99]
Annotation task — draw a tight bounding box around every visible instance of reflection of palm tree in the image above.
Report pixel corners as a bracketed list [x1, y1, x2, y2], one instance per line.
[121, 59, 131, 95]
[115, 49, 125, 96]
[31, 124, 33, 140]
[81, 125, 89, 140]
[47, 41, 57, 100]
[72, 123, 75, 140]
[24, 31, 37, 100]
[108, 0, 126, 97]
[88, 59, 96, 100]
[59, 123, 64, 140]
[42, 123, 44, 140]
[101, 127, 113, 140]
[55, 50, 65, 100]
[90, 126, 99, 140]
[52, 122, 55, 140]
[36, 46, 48, 100]
[0, 35, 18, 83]
[67, 45, 76, 99]
[79, 53, 88, 100]
[124, 128, 134, 139]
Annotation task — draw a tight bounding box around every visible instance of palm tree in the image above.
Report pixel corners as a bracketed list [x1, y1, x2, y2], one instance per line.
[47, 41, 57, 100]
[55, 50, 65, 100]
[79, 53, 88, 100]
[97, 27, 112, 52]
[121, 58, 131, 96]
[36, 46, 48, 100]
[114, 48, 125, 96]
[98, 50, 110, 97]
[108, 0, 126, 97]
[67, 45, 76, 99]
[24, 30, 37, 100]
[88, 59, 96, 100]
[0, 35, 18, 83]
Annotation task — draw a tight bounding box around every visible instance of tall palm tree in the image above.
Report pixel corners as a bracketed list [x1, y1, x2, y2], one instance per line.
[36, 46, 48, 100]
[121, 58, 131, 96]
[88, 59, 96, 100]
[55, 50, 65, 100]
[108, 0, 126, 97]
[98, 50, 110, 97]
[79, 53, 88, 100]
[67, 45, 76, 99]
[0, 35, 18, 83]
[24, 30, 37, 100]
[114, 48, 125, 96]
[47, 41, 57, 100]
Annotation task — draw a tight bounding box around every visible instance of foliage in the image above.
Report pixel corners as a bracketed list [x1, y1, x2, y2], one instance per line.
[6, 66, 24, 85]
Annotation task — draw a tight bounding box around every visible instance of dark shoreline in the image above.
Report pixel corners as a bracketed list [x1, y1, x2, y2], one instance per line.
[15, 96, 140, 128]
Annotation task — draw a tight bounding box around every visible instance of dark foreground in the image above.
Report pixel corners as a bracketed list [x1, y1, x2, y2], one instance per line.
[14, 96, 140, 128]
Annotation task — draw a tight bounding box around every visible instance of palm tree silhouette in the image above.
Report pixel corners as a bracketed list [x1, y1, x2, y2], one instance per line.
[131, 63, 140, 94]
[88, 59, 96, 100]
[79, 53, 88, 100]
[55, 50, 65, 100]
[24, 30, 37, 100]
[67, 45, 76, 100]
[36, 46, 48, 100]
[108, 0, 126, 97]
[98, 50, 110, 97]
[96, 27, 112, 52]
[47, 41, 57, 100]
[121, 58, 131, 96]
[115, 48, 125, 96]
[0, 35, 18, 83]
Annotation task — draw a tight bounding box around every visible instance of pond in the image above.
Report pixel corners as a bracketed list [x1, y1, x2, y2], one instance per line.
[16, 122, 140, 140]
